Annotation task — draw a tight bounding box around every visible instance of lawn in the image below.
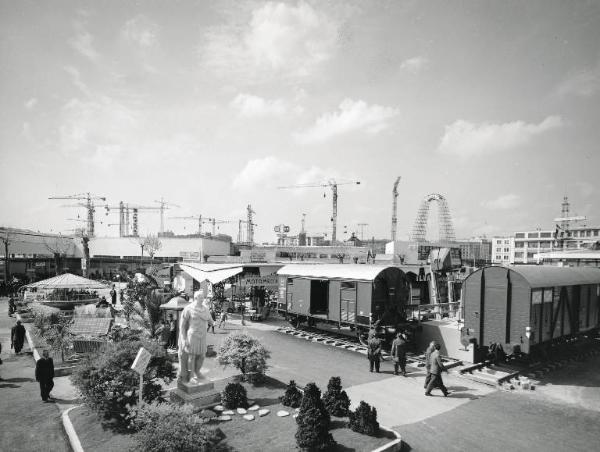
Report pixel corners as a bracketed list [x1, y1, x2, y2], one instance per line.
[69, 376, 396, 452]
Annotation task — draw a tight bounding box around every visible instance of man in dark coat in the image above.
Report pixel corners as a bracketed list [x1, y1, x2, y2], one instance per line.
[35, 349, 55, 402]
[423, 341, 436, 389]
[425, 343, 450, 397]
[8, 297, 16, 317]
[109, 285, 117, 305]
[391, 332, 408, 376]
[11, 320, 26, 354]
[367, 334, 382, 373]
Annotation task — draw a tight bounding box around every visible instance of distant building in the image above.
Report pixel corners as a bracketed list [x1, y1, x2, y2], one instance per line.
[535, 248, 600, 268]
[456, 237, 492, 267]
[491, 236, 514, 265]
[237, 245, 370, 264]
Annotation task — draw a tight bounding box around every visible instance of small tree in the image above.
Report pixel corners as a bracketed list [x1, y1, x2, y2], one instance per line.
[218, 333, 270, 383]
[322, 376, 350, 417]
[280, 380, 303, 408]
[221, 382, 248, 409]
[143, 235, 162, 262]
[295, 383, 336, 450]
[45, 317, 73, 362]
[129, 401, 227, 452]
[70, 336, 175, 430]
[349, 401, 379, 436]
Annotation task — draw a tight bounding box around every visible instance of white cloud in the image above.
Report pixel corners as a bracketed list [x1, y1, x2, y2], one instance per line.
[400, 56, 429, 74]
[482, 194, 521, 210]
[69, 31, 100, 62]
[201, 1, 338, 82]
[122, 15, 158, 48]
[24, 98, 38, 110]
[437, 116, 563, 157]
[556, 60, 600, 98]
[230, 93, 287, 117]
[295, 99, 399, 144]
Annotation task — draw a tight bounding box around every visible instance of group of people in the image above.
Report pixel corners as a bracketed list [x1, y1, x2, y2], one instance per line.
[367, 331, 451, 397]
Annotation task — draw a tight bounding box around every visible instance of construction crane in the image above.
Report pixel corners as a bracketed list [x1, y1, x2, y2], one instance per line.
[277, 180, 360, 244]
[105, 202, 163, 237]
[357, 223, 368, 241]
[171, 215, 207, 235]
[391, 176, 401, 241]
[154, 198, 180, 234]
[48, 193, 106, 237]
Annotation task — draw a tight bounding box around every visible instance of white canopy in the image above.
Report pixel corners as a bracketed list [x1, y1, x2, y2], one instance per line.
[178, 263, 244, 284]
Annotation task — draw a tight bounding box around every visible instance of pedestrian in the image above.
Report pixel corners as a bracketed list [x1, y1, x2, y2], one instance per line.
[425, 343, 450, 397]
[207, 309, 216, 333]
[168, 314, 177, 349]
[35, 349, 55, 402]
[109, 285, 117, 306]
[11, 320, 26, 354]
[156, 320, 171, 351]
[424, 340, 436, 389]
[0, 341, 4, 381]
[218, 309, 228, 329]
[8, 297, 16, 317]
[367, 332, 382, 373]
[391, 331, 408, 376]
[119, 288, 124, 304]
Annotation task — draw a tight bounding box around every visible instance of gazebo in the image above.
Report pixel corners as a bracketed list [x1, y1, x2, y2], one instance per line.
[21, 273, 109, 308]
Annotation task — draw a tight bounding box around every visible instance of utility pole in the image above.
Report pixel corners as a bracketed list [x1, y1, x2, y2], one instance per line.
[391, 176, 401, 241]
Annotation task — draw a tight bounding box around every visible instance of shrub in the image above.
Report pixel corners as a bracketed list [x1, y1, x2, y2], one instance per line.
[129, 401, 227, 452]
[70, 336, 175, 430]
[221, 382, 248, 409]
[322, 376, 350, 417]
[280, 380, 303, 408]
[349, 401, 379, 436]
[218, 333, 270, 383]
[295, 383, 335, 450]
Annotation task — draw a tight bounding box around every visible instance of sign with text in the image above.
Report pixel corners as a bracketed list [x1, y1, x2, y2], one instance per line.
[239, 275, 279, 288]
[131, 347, 152, 376]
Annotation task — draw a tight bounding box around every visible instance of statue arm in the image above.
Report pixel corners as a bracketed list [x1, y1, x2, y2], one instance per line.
[178, 310, 189, 348]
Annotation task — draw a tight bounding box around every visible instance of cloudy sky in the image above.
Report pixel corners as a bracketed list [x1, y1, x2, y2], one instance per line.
[1, 0, 599, 243]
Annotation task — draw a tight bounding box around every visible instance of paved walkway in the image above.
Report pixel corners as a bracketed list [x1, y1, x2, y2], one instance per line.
[0, 297, 72, 452]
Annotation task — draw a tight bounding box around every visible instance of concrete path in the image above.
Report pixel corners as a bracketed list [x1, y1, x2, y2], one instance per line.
[0, 297, 72, 452]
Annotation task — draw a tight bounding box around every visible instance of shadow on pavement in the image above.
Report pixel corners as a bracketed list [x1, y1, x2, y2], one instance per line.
[400, 440, 413, 451]
[446, 385, 471, 392]
[0, 383, 20, 388]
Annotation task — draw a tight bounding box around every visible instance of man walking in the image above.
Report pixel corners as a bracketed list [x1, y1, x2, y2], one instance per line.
[367, 333, 382, 373]
[424, 341, 436, 389]
[425, 343, 450, 397]
[391, 331, 408, 376]
[109, 285, 117, 306]
[11, 320, 26, 354]
[35, 350, 55, 402]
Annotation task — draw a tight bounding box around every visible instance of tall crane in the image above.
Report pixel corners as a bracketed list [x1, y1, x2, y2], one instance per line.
[154, 198, 180, 234]
[105, 202, 163, 237]
[391, 176, 401, 241]
[49, 193, 106, 237]
[171, 214, 207, 235]
[277, 180, 360, 244]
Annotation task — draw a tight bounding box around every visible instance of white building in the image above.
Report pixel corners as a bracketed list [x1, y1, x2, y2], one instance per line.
[491, 236, 514, 265]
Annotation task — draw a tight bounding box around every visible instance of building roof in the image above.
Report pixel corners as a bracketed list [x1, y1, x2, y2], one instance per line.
[277, 264, 395, 281]
[178, 262, 244, 284]
[536, 250, 600, 260]
[22, 273, 110, 290]
[476, 265, 600, 289]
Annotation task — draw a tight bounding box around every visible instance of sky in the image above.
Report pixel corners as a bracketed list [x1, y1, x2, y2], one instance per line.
[1, 0, 599, 243]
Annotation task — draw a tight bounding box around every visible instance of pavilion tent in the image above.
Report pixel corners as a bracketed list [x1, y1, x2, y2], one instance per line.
[22, 273, 110, 290]
[178, 263, 244, 285]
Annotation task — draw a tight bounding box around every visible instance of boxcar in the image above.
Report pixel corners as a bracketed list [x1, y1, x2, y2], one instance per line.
[277, 264, 412, 343]
[463, 265, 600, 360]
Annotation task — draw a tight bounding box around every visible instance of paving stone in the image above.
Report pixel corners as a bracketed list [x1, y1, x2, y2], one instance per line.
[277, 410, 290, 417]
[243, 414, 255, 421]
[248, 404, 260, 411]
[258, 409, 270, 417]
[237, 408, 247, 414]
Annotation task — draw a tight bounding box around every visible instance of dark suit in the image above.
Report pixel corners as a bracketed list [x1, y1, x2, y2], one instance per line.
[35, 356, 55, 401]
[425, 349, 448, 396]
[367, 337, 382, 372]
[391, 337, 407, 375]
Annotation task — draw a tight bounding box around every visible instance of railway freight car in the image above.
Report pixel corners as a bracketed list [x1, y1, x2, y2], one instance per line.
[463, 265, 600, 361]
[276, 264, 412, 344]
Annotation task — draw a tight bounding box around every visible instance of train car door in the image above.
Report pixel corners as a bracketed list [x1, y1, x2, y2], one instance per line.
[340, 281, 357, 323]
[310, 279, 329, 315]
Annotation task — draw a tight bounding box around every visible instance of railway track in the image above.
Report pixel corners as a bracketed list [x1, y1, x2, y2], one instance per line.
[276, 325, 463, 369]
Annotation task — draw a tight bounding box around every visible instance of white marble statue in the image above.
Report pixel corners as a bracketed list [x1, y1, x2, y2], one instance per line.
[178, 284, 215, 383]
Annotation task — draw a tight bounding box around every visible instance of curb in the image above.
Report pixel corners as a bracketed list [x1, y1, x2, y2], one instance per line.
[372, 425, 402, 452]
[62, 405, 85, 452]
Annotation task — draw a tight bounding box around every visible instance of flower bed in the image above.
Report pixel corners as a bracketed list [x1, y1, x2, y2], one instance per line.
[68, 376, 396, 452]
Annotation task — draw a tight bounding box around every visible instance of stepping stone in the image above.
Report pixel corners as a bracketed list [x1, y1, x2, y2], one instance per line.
[277, 410, 290, 417]
[243, 414, 255, 421]
[223, 410, 234, 415]
[258, 409, 270, 417]
[293, 413, 298, 419]
[237, 408, 247, 414]
[214, 405, 224, 412]
[248, 404, 260, 411]
[217, 415, 232, 421]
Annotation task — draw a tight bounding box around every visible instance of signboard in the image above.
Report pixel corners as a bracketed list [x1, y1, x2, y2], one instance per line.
[239, 275, 279, 288]
[180, 251, 201, 259]
[131, 347, 152, 375]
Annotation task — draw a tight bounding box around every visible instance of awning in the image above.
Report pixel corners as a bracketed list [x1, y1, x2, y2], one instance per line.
[22, 273, 110, 290]
[178, 264, 243, 284]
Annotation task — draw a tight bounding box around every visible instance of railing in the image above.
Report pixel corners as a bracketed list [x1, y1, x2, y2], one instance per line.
[406, 301, 461, 321]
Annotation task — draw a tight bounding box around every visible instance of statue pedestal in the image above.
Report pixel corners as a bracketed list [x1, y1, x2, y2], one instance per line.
[170, 378, 221, 408]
